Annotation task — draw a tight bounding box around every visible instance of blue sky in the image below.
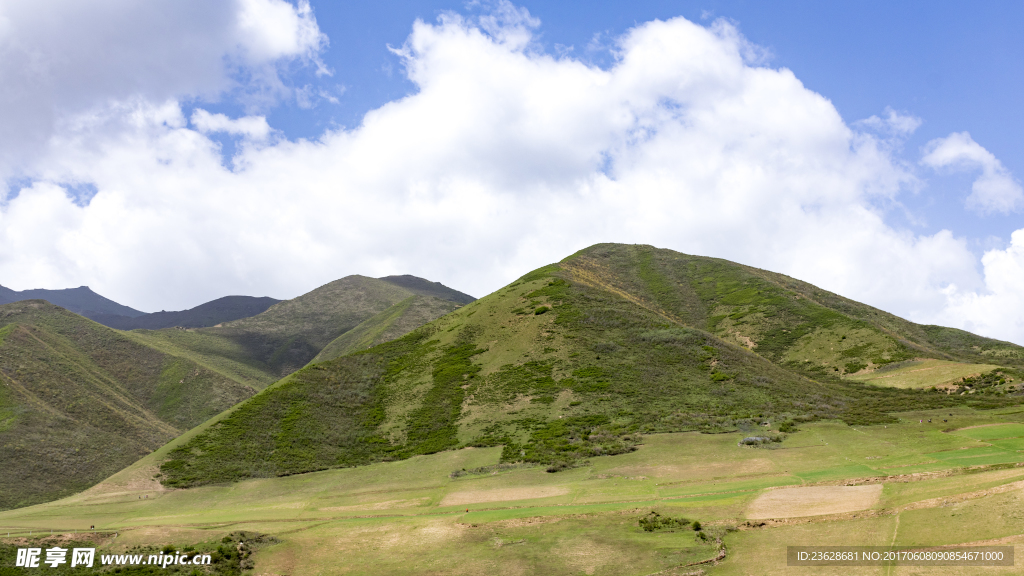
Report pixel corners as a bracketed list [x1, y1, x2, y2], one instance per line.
[205, 0, 1023, 245]
[0, 0, 1022, 344]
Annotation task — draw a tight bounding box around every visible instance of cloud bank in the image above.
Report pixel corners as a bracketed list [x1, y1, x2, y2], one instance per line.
[1, 3, 1022, 346]
[0, 0, 324, 176]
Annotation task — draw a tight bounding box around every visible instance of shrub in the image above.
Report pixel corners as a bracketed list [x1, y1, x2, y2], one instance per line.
[844, 361, 868, 373]
[638, 511, 695, 532]
[738, 435, 784, 447]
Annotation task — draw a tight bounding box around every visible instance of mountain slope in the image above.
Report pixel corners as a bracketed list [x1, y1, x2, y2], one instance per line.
[378, 275, 476, 304]
[558, 245, 1024, 376]
[134, 275, 473, 381]
[0, 301, 257, 510]
[157, 244, 1024, 488]
[89, 296, 281, 330]
[311, 295, 463, 363]
[0, 285, 144, 317]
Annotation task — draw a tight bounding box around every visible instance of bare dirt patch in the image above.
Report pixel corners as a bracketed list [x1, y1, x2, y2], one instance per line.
[746, 484, 882, 519]
[440, 486, 569, 506]
[733, 333, 757, 350]
[492, 516, 563, 529]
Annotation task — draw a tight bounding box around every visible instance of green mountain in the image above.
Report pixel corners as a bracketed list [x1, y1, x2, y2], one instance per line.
[159, 244, 1024, 488]
[130, 275, 473, 384]
[0, 301, 257, 510]
[89, 296, 281, 330]
[312, 295, 468, 363]
[0, 284, 144, 318]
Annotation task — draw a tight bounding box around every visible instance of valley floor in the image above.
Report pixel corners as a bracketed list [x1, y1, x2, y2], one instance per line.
[4, 406, 1024, 575]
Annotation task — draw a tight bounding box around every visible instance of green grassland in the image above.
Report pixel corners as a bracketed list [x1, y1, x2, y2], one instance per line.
[5, 408, 1024, 575]
[0, 302, 257, 511]
[847, 358, 1004, 389]
[156, 244, 1024, 489]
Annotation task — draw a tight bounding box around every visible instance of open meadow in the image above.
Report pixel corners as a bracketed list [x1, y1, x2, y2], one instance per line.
[846, 359, 1004, 390]
[4, 404, 1024, 575]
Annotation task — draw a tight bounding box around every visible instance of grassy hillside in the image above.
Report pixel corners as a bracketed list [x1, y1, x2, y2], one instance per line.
[133, 275, 472, 381]
[312, 295, 463, 363]
[89, 295, 280, 330]
[559, 244, 1024, 375]
[159, 244, 1024, 489]
[125, 328, 280, 390]
[0, 301, 256, 510]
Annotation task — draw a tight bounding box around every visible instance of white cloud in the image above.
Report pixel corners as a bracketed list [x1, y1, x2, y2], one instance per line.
[0, 0, 325, 179]
[922, 132, 1024, 214]
[0, 7, 1021, 346]
[235, 0, 326, 66]
[856, 107, 922, 138]
[934, 230, 1024, 343]
[191, 109, 272, 140]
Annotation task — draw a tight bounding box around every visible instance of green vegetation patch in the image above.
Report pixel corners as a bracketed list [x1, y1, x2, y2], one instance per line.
[501, 414, 641, 471]
[400, 338, 486, 456]
[160, 353, 388, 487]
[637, 511, 701, 532]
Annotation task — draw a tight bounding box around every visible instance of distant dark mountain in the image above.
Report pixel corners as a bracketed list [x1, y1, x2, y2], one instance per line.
[91, 296, 281, 330]
[0, 284, 144, 318]
[379, 275, 476, 304]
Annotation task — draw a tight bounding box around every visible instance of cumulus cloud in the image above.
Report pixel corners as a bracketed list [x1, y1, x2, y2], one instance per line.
[0, 0, 324, 178]
[922, 131, 1024, 214]
[935, 230, 1024, 343]
[191, 109, 272, 140]
[0, 6, 1021, 346]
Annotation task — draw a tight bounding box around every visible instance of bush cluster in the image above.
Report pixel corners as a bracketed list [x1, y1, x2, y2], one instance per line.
[638, 511, 701, 532]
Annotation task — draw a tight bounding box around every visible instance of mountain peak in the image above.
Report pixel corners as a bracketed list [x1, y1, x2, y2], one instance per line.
[378, 274, 475, 304]
[0, 284, 144, 317]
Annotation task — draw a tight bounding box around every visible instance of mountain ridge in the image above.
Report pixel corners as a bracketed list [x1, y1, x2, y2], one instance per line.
[90, 295, 281, 330]
[0, 284, 144, 318]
